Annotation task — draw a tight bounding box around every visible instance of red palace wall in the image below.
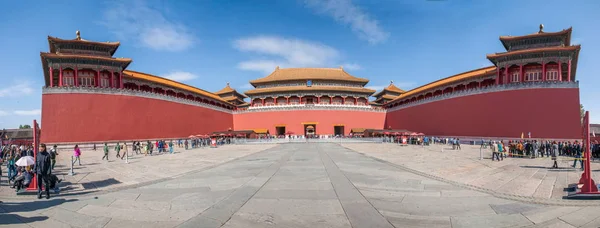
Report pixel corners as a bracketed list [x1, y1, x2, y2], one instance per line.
[385, 88, 582, 139]
[233, 110, 385, 136]
[41, 93, 233, 143]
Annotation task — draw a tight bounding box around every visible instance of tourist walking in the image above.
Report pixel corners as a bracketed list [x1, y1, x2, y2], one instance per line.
[572, 141, 583, 170]
[72, 145, 81, 166]
[49, 145, 58, 173]
[551, 141, 559, 168]
[36, 144, 52, 199]
[169, 141, 174, 154]
[120, 143, 128, 160]
[102, 143, 109, 161]
[115, 142, 121, 158]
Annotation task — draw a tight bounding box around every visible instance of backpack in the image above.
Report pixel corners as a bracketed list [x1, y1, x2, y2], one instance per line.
[50, 149, 57, 159]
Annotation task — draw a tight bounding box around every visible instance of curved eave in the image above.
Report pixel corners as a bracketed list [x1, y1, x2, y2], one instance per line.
[248, 68, 370, 86]
[373, 88, 405, 98]
[389, 66, 497, 103]
[487, 45, 580, 60]
[41, 52, 132, 86]
[249, 78, 370, 87]
[244, 86, 376, 96]
[499, 27, 572, 50]
[123, 70, 231, 104]
[48, 36, 121, 55]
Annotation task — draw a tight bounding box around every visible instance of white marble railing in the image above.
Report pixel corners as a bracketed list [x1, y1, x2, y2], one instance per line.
[42, 86, 234, 113]
[235, 103, 386, 113]
[387, 81, 579, 112]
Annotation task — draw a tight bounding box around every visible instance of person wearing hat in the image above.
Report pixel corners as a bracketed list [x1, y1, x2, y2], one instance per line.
[36, 143, 52, 199]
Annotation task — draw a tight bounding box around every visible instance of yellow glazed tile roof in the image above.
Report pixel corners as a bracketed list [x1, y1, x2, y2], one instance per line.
[254, 129, 269, 134]
[123, 70, 229, 103]
[48, 35, 121, 55]
[215, 83, 235, 94]
[249, 67, 369, 85]
[487, 45, 580, 59]
[390, 66, 497, 103]
[499, 27, 571, 41]
[373, 82, 405, 97]
[244, 86, 376, 95]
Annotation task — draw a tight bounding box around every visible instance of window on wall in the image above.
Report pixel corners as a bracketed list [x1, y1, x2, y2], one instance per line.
[78, 77, 94, 86]
[100, 76, 110, 87]
[64, 77, 74, 86]
[525, 71, 542, 81]
[546, 71, 559, 81]
[511, 73, 520, 82]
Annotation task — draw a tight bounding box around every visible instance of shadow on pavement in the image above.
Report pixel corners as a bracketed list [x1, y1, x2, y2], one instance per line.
[0, 198, 79, 225]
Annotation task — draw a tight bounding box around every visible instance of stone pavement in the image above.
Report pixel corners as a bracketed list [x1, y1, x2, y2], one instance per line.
[342, 143, 600, 202]
[2, 143, 600, 227]
[0, 144, 276, 199]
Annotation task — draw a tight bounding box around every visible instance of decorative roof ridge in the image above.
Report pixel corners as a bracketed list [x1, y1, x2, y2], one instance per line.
[249, 67, 370, 85]
[47, 34, 121, 46]
[499, 26, 572, 40]
[487, 45, 581, 59]
[123, 69, 229, 103]
[40, 52, 133, 62]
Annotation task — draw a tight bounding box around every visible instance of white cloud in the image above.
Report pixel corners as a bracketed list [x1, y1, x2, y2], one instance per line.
[342, 63, 362, 70]
[0, 82, 34, 98]
[304, 0, 389, 44]
[233, 36, 359, 73]
[101, 0, 195, 52]
[162, 71, 198, 82]
[0, 111, 8, 116]
[13, 110, 41, 116]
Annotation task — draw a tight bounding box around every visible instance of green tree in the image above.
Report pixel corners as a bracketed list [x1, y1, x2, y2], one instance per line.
[19, 125, 31, 129]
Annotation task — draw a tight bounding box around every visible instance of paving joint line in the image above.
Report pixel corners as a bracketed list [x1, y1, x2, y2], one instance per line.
[320, 144, 397, 228]
[348, 150, 600, 206]
[0, 146, 277, 201]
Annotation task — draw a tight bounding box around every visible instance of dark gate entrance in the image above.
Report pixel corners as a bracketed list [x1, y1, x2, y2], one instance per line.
[276, 126, 286, 136]
[334, 126, 345, 136]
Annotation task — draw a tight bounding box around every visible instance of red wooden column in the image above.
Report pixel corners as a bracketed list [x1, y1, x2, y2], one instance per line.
[330, 96, 332, 104]
[274, 97, 278, 105]
[49, 67, 54, 87]
[109, 72, 114, 88]
[261, 98, 265, 105]
[299, 96, 303, 104]
[496, 67, 501, 84]
[317, 96, 320, 104]
[119, 72, 124, 88]
[286, 97, 289, 104]
[96, 69, 101, 87]
[567, 59, 572, 82]
[354, 97, 357, 105]
[558, 60, 562, 81]
[505, 67, 510, 83]
[59, 67, 63, 86]
[74, 68, 79, 86]
[519, 64, 524, 82]
[542, 62, 546, 81]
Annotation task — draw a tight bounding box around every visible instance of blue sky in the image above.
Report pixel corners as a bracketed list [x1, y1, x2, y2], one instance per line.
[0, 0, 599, 129]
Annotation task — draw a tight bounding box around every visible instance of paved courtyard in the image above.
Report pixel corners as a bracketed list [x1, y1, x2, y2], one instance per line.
[2, 143, 600, 227]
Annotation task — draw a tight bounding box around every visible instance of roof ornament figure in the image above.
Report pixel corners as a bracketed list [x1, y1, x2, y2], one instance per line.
[340, 65, 344, 70]
[275, 66, 280, 70]
[390, 80, 394, 85]
[539, 24, 544, 33]
[76, 30, 81, 40]
[226, 82, 230, 87]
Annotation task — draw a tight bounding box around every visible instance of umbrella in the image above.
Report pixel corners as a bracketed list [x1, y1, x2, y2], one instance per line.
[16, 156, 35, 167]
